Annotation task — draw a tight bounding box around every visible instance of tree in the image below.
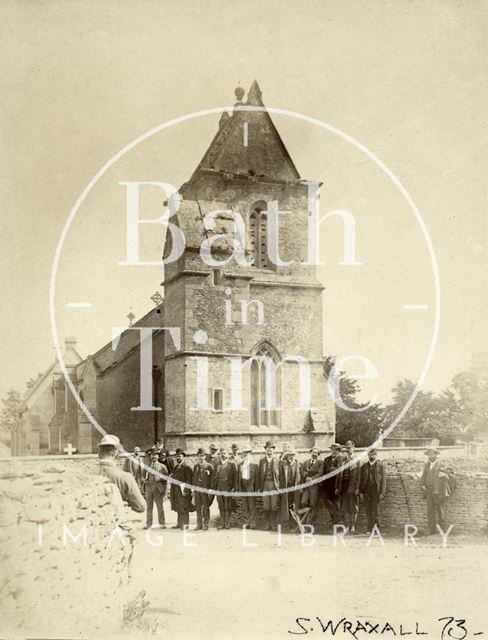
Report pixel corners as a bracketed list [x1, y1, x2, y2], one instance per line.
[323, 356, 383, 447]
[0, 389, 22, 448]
[450, 358, 488, 440]
[382, 379, 461, 445]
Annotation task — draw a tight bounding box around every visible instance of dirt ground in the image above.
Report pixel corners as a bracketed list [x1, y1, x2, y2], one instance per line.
[126, 504, 488, 640]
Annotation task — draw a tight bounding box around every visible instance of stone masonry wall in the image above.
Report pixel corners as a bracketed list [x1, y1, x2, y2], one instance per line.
[227, 454, 488, 535]
[0, 458, 137, 637]
[2, 450, 488, 537]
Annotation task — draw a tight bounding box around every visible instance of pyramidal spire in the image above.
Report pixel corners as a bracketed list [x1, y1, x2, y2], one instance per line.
[183, 81, 300, 187]
[247, 79, 263, 106]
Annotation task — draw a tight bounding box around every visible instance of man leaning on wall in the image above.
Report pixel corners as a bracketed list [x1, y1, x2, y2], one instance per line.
[98, 435, 146, 513]
[420, 447, 455, 534]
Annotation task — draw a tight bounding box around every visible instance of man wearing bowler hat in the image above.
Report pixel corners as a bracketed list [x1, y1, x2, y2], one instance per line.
[237, 445, 258, 529]
[192, 447, 214, 530]
[143, 447, 169, 529]
[206, 443, 219, 467]
[169, 448, 193, 529]
[420, 447, 453, 534]
[359, 448, 387, 533]
[229, 443, 242, 466]
[97, 435, 146, 513]
[258, 440, 281, 531]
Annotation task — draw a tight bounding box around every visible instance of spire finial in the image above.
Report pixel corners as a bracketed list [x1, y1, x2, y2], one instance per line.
[234, 86, 245, 104]
[127, 307, 135, 326]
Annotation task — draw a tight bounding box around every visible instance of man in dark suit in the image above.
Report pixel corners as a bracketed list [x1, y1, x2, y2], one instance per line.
[213, 447, 236, 529]
[321, 443, 342, 529]
[155, 438, 165, 458]
[420, 447, 453, 534]
[169, 448, 193, 529]
[257, 440, 281, 531]
[359, 448, 387, 533]
[158, 449, 174, 474]
[143, 448, 169, 529]
[279, 449, 301, 530]
[229, 443, 242, 466]
[337, 440, 361, 532]
[192, 447, 214, 530]
[237, 446, 258, 529]
[300, 446, 322, 523]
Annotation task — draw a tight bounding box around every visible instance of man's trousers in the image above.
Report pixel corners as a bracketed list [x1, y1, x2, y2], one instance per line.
[341, 492, 359, 528]
[323, 491, 340, 526]
[426, 491, 446, 533]
[262, 479, 279, 511]
[363, 486, 380, 531]
[217, 494, 232, 527]
[241, 495, 256, 527]
[176, 511, 190, 528]
[194, 491, 210, 528]
[145, 486, 165, 527]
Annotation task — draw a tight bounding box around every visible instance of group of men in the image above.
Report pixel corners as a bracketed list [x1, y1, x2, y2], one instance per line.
[99, 435, 454, 535]
[119, 438, 391, 534]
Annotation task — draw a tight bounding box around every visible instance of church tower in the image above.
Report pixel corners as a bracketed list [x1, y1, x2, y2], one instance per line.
[161, 81, 335, 451]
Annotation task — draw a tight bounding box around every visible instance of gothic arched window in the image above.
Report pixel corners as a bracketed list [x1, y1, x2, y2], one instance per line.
[250, 343, 281, 427]
[249, 201, 271, 269]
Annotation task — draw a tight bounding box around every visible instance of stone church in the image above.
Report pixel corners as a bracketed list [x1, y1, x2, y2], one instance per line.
[13, 81, 335, 456]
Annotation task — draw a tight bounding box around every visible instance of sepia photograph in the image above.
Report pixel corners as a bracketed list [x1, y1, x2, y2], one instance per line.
[1, 1, 487, 638]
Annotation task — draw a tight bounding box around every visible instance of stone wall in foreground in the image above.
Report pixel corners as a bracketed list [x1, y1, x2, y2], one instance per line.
[0, 460, 138, 637]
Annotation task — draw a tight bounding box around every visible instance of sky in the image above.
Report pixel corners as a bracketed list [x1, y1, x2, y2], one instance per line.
[1, 0, 487, 406]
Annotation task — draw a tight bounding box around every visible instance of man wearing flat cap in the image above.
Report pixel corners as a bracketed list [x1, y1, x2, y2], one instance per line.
[359, 448, 387, 533]
[192, 447, 214, 530]
[97, 435, 146, 513]
[321, 443, 342, 529]
[258, 440, 281, 530]
[300, 446, 322, 523]
[420, 447, 453, 534]
[169, 448, 193, 529]
[213, 447, 237, 529]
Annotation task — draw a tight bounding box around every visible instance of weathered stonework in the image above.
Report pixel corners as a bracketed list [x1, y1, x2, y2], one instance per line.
[161, 82, 336, 450]
[12, 82, 335, 456]
[0, 461, 136, 636]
